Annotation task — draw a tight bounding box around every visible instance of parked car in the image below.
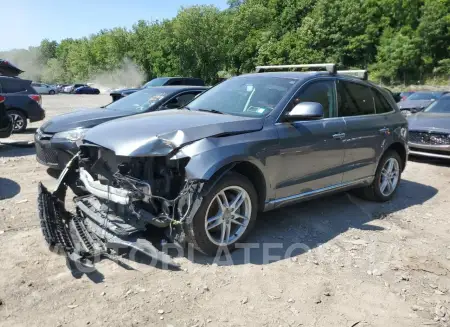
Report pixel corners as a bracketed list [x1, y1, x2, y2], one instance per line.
[0, 61, 45, 132]
[0, 95, 13, 138]
[399, 91, 415, 101]
[398, 91, 448, 116]
[408, 94, 450, 159]
[38, 64, 408, 268]
[74, 86, 100, 94]
[35, 85, 207, 169]
[110, 77, 205, 102]
[63, 84, 87, 93]
[32, 82, 58, 95]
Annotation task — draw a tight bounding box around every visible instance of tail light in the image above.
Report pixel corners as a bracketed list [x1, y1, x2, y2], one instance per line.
[0, 95, 5, 103]
[401, 96, 407, 101]
[29, 94, 42, 105]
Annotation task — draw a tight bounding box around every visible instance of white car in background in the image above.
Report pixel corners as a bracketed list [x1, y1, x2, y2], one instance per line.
[32, 83, 58, 95]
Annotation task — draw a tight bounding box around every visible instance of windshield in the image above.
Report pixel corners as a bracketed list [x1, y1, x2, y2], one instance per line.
[105, 88, 169, 112]
[187, 76, 297, 117]
[424, 98, 450, 113]
[143, 78, 170, 88]
[407, 92, 442, 101]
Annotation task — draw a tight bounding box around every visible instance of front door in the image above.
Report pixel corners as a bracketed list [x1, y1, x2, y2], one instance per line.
[274, 79, 346, 200]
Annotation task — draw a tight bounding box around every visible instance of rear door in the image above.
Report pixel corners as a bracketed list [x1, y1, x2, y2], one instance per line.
[274, 79, 347, 199]
[337, 79, 391, 182]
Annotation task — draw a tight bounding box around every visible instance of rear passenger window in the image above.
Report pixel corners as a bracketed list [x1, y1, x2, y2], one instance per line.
[1, 80, 27, 93]
[337, 81, 375, 116]
[167, 79, 183, 86]
[288, 80, 336, 118]
[372, 90, 394, 114]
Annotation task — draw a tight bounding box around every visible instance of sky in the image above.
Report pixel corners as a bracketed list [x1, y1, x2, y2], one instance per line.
[1, 0, 229, 51]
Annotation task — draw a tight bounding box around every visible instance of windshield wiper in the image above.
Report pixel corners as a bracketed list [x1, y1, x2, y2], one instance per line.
[197, 109, 224, 115]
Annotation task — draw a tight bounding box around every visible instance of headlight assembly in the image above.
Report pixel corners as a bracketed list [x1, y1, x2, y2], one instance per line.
[54, 128, 88, 141]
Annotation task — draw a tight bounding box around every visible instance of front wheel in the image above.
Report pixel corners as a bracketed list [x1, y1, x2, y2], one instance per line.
[49, 90, 55, 95]
[184, 172, 258, 256]
[356, 150, 402, 202]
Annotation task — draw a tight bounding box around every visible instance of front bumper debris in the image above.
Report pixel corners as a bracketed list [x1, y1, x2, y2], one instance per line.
[37, 155, 179, 270]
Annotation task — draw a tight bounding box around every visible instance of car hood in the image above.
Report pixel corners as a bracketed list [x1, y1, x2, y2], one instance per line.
[41, 108, 131, 133]
[398, 100, 434, 110]
[84, 109, 264, 157]
[408, 112, 450, 133]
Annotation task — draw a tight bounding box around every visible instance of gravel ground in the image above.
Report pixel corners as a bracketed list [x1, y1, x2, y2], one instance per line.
[1, 94, 450, 327]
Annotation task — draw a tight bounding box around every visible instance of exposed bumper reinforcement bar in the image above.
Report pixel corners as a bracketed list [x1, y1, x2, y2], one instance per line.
[37, 154, 179, 271]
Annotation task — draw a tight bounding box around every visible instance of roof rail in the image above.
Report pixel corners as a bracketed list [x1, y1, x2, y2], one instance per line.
[255, 63, 337, 74]
[337, 70, 368, 80]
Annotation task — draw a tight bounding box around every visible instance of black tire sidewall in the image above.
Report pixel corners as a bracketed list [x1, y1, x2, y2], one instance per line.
[49, 90, 55, 95]
[373, 150, 402, 201]
[186, 172, 258, 256]
[8, 110, 27, 132]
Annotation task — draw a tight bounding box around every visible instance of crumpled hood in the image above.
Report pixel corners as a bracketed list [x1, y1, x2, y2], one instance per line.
[398, 100, 434, 110]
[41, 108, 130, 133]
[408, 112, 450, 133]
[84, 109, 264, 157]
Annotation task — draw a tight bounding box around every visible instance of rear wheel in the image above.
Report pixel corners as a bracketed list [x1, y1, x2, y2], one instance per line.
[356, 150, 402, 202]
[8, 110, 27, 133]
[184, 172, 258, 256]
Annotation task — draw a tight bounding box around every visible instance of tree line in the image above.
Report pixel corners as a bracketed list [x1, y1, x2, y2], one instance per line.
[2, 0, 449, 85]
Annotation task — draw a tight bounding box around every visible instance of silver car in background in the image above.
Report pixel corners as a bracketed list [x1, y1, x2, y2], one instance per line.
[31, 82, 58, 95]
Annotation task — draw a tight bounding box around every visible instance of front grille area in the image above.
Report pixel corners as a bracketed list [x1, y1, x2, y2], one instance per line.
[35, 142, 59, 165]
[409, 131, 450, 146]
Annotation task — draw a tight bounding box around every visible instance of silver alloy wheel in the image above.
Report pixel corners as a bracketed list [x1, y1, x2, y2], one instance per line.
[379, 157, 400, 196]
[9, 113, 24, 131]
[204, 186, 252, 246]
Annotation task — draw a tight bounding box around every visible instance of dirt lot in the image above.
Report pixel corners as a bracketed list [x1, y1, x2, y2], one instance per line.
[1, 94, 450, 327]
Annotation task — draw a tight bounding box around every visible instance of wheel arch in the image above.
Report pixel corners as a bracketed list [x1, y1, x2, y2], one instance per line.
[7, 107, 28, 118]
[197, 160, 268, 212]
[384, 142, 407, 171]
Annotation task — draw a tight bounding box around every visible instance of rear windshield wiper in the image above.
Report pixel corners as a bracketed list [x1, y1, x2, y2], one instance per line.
[197, 109, 224, 115]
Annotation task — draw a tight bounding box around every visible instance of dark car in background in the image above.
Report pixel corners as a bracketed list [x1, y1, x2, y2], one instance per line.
[110, 77, 205, 102]
[398, 91, 448, 116]
[0, 95, 13, 138]
[0, 60, 45, 132]
[74, 85, 100, 94]
[408, 94, 450, 160]
[35, 85, 207, 169]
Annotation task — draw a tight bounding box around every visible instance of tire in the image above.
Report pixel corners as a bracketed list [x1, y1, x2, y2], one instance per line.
[49, 90, 55, 95]
[356, 150, 402, 202]
[184, 172, 258, 256]
[8, 110, 28, 133]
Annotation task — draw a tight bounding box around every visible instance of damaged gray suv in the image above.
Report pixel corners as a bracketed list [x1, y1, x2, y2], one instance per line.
[38, 64, 408, 268]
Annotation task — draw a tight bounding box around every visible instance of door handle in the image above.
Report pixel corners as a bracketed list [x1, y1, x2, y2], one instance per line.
[332, 133, 346, 140]
[379, 127, 390, 135]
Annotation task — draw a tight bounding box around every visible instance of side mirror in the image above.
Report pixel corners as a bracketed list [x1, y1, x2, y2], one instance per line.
[284, 102, 324, 121]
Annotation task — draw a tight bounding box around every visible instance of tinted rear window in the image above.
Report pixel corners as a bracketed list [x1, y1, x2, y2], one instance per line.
[337, 81, 375, 116]
[185, 78, 205, 86]
[373, 89, 394, 113]
[0, 78, 30, 93]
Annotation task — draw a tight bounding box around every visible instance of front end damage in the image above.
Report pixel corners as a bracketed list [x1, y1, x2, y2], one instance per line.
[38, 143, 203, 270]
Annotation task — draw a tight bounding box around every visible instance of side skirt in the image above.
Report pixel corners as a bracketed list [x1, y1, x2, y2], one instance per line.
[264, 176, 374, 211]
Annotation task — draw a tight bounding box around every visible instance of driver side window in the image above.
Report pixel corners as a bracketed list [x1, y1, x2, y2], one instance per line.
[286, 80, 336, 118]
